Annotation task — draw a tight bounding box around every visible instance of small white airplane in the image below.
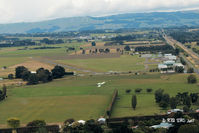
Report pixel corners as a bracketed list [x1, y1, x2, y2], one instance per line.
[97, 81, 106, 87]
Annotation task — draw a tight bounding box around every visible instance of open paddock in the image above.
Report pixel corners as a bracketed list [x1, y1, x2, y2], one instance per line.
[0, 73, 198, 125]
[56, 55, 146, 72]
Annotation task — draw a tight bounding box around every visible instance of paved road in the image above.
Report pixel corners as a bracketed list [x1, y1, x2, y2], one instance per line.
[163, 34, 199, 74]
[164, 35, 199, 62]
[179, 54, 199, 74]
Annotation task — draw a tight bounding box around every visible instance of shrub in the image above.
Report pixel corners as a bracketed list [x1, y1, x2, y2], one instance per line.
[155, 89, 164, 103]
[8, 74, 14, 79]
[183, 106, 190, 113]
[178, 124, 199, 133]
[180, 57, 186, 65]
[27, 74, 39, 85]
[125, 89, 131, 94]
[91, 42, 96, 46]
[124, 45, 131, 51]
[135, 88, 142, 93]
[146, 88, 153, 93]
[159, 101, 169, 109]
[159, 93, 170, 109]
[7, 118, 20, 128]
[187, 74, 197, 84]
[190, 93, 198, 103]
[84, 119, 103, 133]
[187, 68, 194, 73]
[21, 71, 31, 81]
[27, 120, 46, 127]
[170, 97, 178, 109]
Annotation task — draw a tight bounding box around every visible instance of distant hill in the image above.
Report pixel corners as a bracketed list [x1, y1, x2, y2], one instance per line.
[1, 10, 199, 33]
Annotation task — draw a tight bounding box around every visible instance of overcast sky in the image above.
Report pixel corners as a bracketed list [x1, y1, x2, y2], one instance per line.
[0, 0, 199, 24]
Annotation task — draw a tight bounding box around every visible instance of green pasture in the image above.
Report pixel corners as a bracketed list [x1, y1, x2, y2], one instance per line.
[0, 57, 28, 68]
[111, 74, 199, 117]
[0, 73, 199, 125]
[57, 55, 147, 72]
[0, 42, 85, 58]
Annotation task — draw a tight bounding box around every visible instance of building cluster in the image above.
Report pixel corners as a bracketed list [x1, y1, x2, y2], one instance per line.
[158, 54, 184, 73]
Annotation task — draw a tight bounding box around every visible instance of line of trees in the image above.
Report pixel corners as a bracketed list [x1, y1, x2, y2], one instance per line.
[192, 47, 199, 55]
[15, 65, 73, 85]
[106, 89, 118, 117]
[40, 38, 64, 44]
[134, 45, 175, 53]
[0, 39, 37, 48]
[155, 88, 199, 111]
[169, 30, 199, 44]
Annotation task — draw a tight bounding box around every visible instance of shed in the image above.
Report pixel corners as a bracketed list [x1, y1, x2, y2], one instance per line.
[167, 55, 177, 60]
[158, 64, 168, 70]
[163, 60, 175, 66]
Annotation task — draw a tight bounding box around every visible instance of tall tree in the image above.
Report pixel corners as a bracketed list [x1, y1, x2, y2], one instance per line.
[91, 42, 96, 46]
[124, 45, 131, 51]
[21, 71, 31, 81]
[170, 97, 178, 109]
[155, 89, 164, 103]
[27, 74, 39, 85]
[15, 66, 28, 78]
[36, 68, 52, 83]
[7, 118, 20, 129]
[51, 65, 65, 79]
[131, 95, 137, 110]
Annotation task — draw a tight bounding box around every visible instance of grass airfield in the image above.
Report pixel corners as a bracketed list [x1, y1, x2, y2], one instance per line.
[0, 73, 199, 125]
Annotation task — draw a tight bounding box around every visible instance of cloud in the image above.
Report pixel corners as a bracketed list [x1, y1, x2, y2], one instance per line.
[0, 0, 199, 23]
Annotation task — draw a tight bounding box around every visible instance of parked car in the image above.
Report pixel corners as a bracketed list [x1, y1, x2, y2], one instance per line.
[167, 109, 183, 114]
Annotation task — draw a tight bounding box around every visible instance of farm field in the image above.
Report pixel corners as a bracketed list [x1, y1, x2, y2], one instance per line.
[0, 57, 28, 68]
[0, 42, 86, 58]
[0, 42, 85, 76]
[111, 74, 199, 117]
[0, 58, 54, 77]
[0, 73, 198, 125]
[57, 55, 148, 72]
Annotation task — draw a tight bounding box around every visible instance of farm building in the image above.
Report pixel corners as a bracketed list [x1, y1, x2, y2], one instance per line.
[164, 54, 177, 60]
[31, 71, 37, 74]
[163, 60, 175, 66]
[158, 54, 184, 73]
[158, 64, 168, 71]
